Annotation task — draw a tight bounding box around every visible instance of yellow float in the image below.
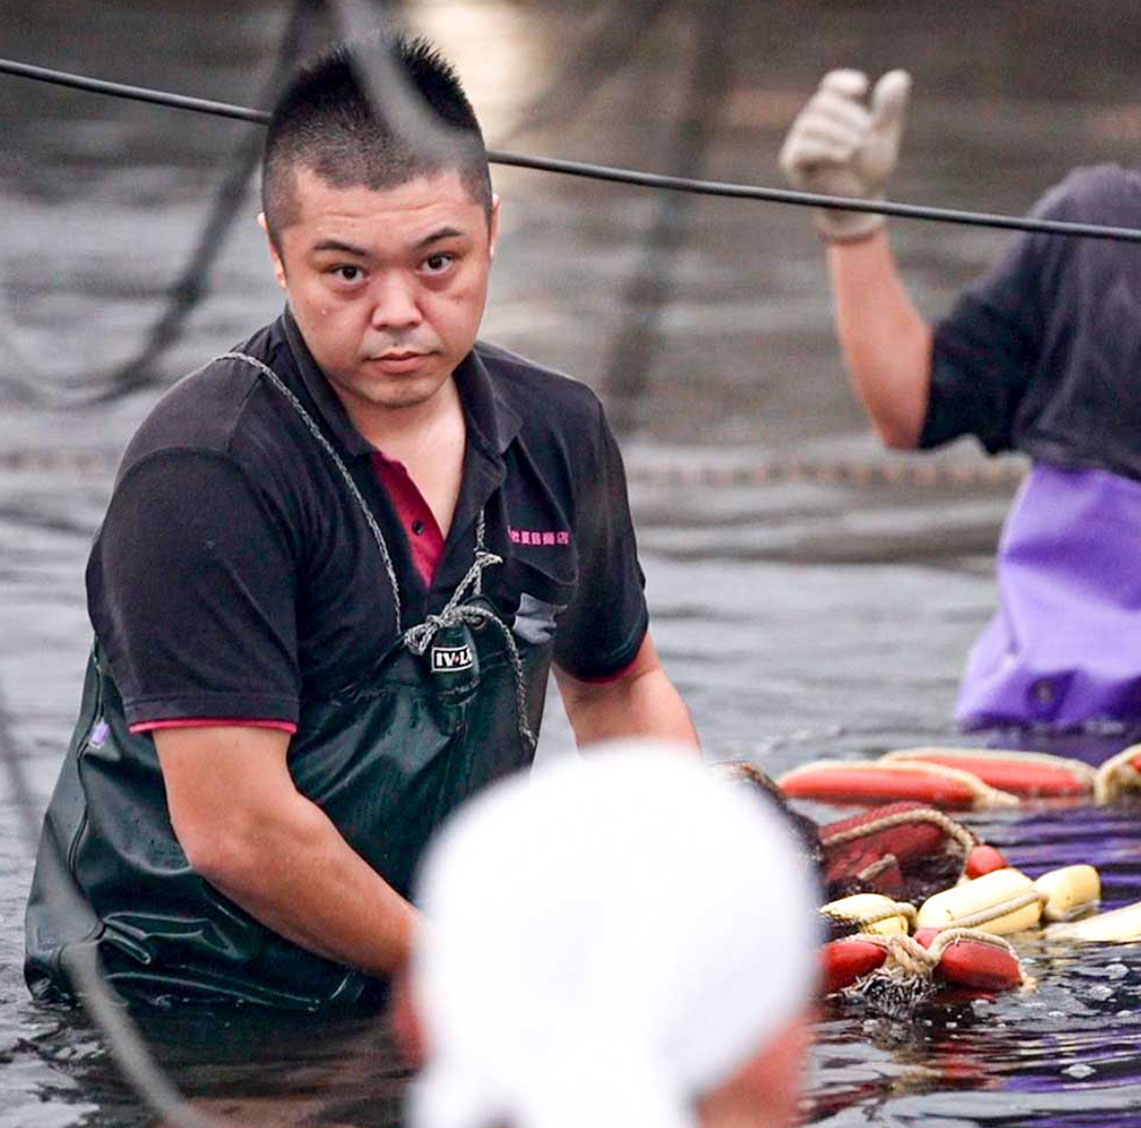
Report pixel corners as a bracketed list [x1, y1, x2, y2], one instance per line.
[917, 868, 1043, 934]
[1045, 900, 1141, 942]
[1034, 865, 1100, 923]
[820, 893, 917, 936]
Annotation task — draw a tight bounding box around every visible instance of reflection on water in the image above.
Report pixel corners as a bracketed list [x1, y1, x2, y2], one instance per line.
[3, 0, 1141, 1124]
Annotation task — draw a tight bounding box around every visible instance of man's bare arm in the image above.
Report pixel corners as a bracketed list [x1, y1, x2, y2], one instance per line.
[781, 69, 931, 449]
[828, 231, 933, 449]
[554, 632, 699, 750]
[155, 725, 418, 975]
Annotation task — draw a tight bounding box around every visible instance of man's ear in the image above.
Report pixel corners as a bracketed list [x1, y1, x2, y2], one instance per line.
[258, 212, 288, 290]
[488, 194, 502, 261]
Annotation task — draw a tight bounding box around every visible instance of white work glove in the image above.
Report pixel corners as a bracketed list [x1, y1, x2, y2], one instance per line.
[779, 69, 912, 242]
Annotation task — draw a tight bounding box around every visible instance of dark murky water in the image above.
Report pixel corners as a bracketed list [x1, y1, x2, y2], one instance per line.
[2, 0, 1141, 1123]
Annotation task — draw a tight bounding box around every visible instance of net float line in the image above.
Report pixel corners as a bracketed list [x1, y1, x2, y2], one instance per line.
[0, 446, 1027, 489]
[781, 744, 1141, 807]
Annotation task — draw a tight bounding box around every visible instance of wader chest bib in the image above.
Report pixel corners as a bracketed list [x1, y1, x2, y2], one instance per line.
[26, 354, 549, 1010]
[956, 465, 1141, 728]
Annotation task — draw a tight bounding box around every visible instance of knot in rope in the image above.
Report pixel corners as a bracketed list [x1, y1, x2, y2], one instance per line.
[402, 550, 502, 657]
[401, 549, 538, 754]
[883, 934, 938, 979]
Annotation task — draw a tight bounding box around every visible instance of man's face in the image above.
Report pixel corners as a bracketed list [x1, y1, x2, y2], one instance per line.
[265, 166, 499, 421]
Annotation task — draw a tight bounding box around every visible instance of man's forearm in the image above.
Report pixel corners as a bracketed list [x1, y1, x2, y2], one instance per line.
[158, 725, 419, 977]
[559, 666, 699, 750]
[828, 230, 933, 449]
[214, 798, 419, 971]
[182, 788, 418, 976]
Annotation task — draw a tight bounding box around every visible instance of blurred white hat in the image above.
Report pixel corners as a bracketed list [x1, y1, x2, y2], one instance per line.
[409, 740, 819, 1128]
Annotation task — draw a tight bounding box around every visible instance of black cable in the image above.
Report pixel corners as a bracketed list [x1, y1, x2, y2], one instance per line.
[0, 58, 269, 124]
[4, 55, 1141, 244]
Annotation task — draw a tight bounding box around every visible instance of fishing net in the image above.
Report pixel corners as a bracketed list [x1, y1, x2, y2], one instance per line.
[819, 802, 975, 907]
[721, 765, 977, 910]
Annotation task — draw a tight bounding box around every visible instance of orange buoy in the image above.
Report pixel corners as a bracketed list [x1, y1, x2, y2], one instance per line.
[966, 844, 1008, 878]
[883, 747, 1094, 798]
[779, 759, 1017, 810]
[821, 937, 889, 994]
[914, 928, 1024, 991]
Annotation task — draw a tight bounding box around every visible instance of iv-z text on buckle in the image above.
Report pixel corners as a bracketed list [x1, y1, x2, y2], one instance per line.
[431, 644, 474, 673]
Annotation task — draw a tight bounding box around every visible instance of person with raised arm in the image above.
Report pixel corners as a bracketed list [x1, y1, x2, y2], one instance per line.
[780, 69, 1141, 734]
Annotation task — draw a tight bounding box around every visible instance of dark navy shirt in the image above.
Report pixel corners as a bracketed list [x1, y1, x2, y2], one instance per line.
[88, 310, 649, 729]
[921, 163, 1141, 482]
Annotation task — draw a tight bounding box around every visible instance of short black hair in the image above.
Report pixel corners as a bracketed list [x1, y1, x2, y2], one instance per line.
[262, 35, 491, 247]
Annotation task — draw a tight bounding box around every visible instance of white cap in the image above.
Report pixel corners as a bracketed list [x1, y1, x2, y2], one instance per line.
[408, 741, 820, 1128]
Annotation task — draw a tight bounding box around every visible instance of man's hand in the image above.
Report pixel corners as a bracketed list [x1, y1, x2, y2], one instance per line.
[779, 69, 911, 242]
[155, 725, 419, 977]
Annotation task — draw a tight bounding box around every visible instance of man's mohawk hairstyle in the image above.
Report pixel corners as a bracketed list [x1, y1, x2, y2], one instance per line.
[261, 33, 492, 245]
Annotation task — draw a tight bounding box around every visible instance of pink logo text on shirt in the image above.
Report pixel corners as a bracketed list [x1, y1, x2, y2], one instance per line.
[509, 527, 571, 547]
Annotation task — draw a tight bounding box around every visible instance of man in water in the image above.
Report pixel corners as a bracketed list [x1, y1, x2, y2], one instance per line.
[26, 36, 697, 1009]
[780, 69, 1141, 734]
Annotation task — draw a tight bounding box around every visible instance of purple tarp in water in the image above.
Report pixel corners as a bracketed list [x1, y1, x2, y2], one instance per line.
[958, 465, 1141, 731]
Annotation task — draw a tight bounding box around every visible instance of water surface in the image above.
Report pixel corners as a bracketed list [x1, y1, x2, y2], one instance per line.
[2, 1, 1140, 1123]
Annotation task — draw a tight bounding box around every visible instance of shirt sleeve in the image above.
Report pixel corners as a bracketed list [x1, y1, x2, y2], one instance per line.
[87, 450, 300, 728]
[920, 179, 1073, 453]
[553, 397, 649, 680]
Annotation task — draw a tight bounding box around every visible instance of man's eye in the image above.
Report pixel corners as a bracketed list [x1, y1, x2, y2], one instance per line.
[423, 252, 456, 274]
[332, 265, 363, 282]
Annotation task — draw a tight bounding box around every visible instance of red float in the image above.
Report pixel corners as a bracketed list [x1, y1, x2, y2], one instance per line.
[883, 748, 1093, 798]
[915, 928, 1024, 991]
[779, 760, 1014, 810]
[821, 937, 889, 994]
[965, 844, 1009, 878]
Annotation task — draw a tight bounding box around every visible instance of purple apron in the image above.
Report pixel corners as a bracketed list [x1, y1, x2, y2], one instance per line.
[957, 465, 1141, 729]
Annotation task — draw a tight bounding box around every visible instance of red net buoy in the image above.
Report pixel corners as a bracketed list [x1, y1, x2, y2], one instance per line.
[883, 747, 1094, 798]
[779, 759, 1017, 810]
[915, 928, 1025, 991]
[821, 937, 889, 994]
[819, 802, 977, 905]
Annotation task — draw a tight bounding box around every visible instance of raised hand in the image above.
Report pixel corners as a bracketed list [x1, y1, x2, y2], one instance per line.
[779, 68, 912, 241]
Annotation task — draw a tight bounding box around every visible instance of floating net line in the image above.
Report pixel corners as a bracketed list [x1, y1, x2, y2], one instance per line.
[0, 443, 1028, 491]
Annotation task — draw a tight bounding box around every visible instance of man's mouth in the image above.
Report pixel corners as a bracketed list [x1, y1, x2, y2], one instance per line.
[369, 350, 433, 373]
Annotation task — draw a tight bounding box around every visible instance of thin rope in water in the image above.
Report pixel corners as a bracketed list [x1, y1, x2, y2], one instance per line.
[4, 56, 1141, 244]
[0, 445, 1029, 490]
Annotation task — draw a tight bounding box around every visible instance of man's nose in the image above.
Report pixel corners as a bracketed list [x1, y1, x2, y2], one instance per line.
[369, 274, 423, 330]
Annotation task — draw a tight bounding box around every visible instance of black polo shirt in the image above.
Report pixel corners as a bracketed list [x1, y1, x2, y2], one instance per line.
[88, 309, 649, 729]
[921, 163, 1141, 482]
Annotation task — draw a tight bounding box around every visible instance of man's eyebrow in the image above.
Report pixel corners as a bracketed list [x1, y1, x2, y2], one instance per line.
[413, 226, 465, 250]
[310, 238, 371, 258]
[308, 227, 466, 258]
